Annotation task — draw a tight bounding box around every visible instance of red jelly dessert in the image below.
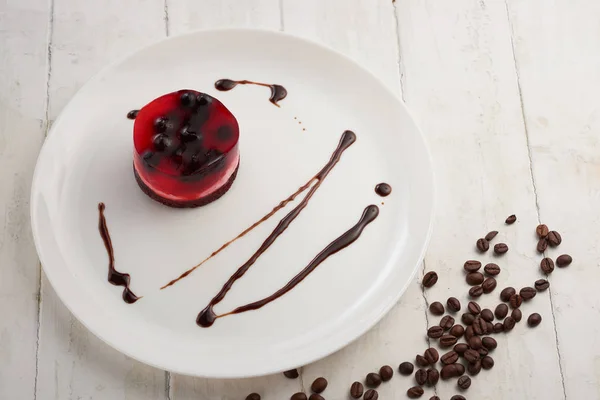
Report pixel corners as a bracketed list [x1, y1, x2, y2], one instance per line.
[133, 90, 239, 208]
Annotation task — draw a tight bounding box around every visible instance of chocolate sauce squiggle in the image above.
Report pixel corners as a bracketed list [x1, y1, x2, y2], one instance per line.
[215, 79, 287, 107]
[98, 203, 140, 304]
[203, 205, 379, 326]
[197, 131, 357, 327]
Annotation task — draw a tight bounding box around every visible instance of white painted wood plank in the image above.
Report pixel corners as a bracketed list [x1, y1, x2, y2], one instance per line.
[506, 1, 600, 398]
[396, 1, 564, 399]
[0, 1, 49, 399]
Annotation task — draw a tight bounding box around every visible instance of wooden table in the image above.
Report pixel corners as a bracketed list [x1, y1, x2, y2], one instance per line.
[2, 1, 598, 399]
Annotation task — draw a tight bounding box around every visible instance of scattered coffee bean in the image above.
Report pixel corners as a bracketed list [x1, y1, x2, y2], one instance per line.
[494, 243, 509, 255]
[457, 375, 471, 390]
[520, 287, 536, 301]
[309, 394, 324, 400]
[456, 363, 465, 375]
[284, 369, 299, 379]
[423, 271, 438, 288]
[547, 231, 562, 247]
[500, 287, 516, 302]
[366, 373, 381, 388]
[472, 317, 487, 335]
[461, 313, 475, 325]
[350, 382, 363, 399]
[484, 263, 501, 276]
[440, 335, 458, 347]
[476, 238, 490, 252]
[481, 356, 494, 370]
[494, 304, 508, 319]
[537, 237, 548, 253]
[407, 386, 424, 398]
[426, 368, 440, 386]
[440, 315, 455, 330]
[482, 337, 497, 350]
[447, 297, 461, 312]
[364, 389, 378, 400]
[493, 322, 504, 333]
[441, 364, 463, 380]
[290, 393, 307, 400]
[451, 396, 466, 400]
[415, 369, 427, 385]
[556, 254, 572, 267]
[535, 279, 550, 291]
[450, 324, 465, 338]
[482, 277, 497, 294]
[379, 365, 393, 381]
[505, 214, 517, 224]
[464, 260, 482, 272]
[469, 286, 483, 298]
[468, 336, 483, 350]
[540, 257, 555, 274]
[503, 316, 516, 331]
[467, 301, 481, 315]
[486, 321, 494, 332]
[464, 325, 475, 341]
[246, 393, 261, 400]
[311, 377, 328, 393]
[430, 397, 440, 400]
[467, 360, 482, 376]
[528, 313, 542, 327]
[466, 272, 485, 285]
[441, 350, 459, 365]
[509, 294, 523, 309]
[424, 348, 439, 365]
[416, 356, 429, 369]
[427, 326, 444, 339]
[464, 349, 480, 364]
[399, 362, 414, 375]
[429, 301, 445, 315]
[536, 224, 549, 238]
[485, 231, 499, 241]
[454, 343, 469, 355]
[478, 347, 489, 357]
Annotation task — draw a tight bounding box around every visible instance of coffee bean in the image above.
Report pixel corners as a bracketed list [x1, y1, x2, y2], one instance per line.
[482, 336, 497, 350]
[309, 394, 324, 400]
[464, 260, 482, 272]
[441, 364, 463, 380]
[469, 336, 482, 350]
[379, 365, 393, 381]
[461, 313, 475, 325]
[482, 277, 497, 294]
[495, 304, 509, 319]
[311, 377, 327, 393]
[486, 321, 494, 332]
[364, 389, 378, 400]
[478, 347, 489, 357]
[441, 350, 459, 365]
[481, 356, 494, 370]
[464, 325, 475, 341]
[493, 322, 504, 333]
[350, 382, 363, 399]
[454, 343, 469, 355]
[500, 287, 516, 302]
[494, 243, 509, 255]
[424, 348, 439, 365]
[464, 349, 480, 364]
[547, 231, 562, 246]
[476, 238, 490, 252]
[407, 386, 424, 398]
[505, 214, 517, 224]
[528, 313, 542, 327]
[536, 224, 549, 238]
[429, 301, 445, 315]
[484, 263, 501, 276]
[451, 396, 466, 400]
[246, 393, 261, 400]
[440, 315, 455, 330]
[399, 362, 414, 375]
[456, 363, 465, 375]
[447, 297, 461, 312]
[284, 369, 299, 379]
[423, 271, 438, 288]
[485, 230, 498, 241]
[457, 375, 471, 390]
[415, 369, 427, 385]
[503, 316, 516, 331]
[556, 254, 572, 267]
[427, 326, 444, 339]
[467, 360, 482, 376]
[520, 287, 536, 301]
[416, 355, 429, 369]
[430, 397, 440, 400]
[537, 237, 548, 253]
[290, 393, 307, 400]
[426, 368, 439, 386]
[466, 272, 485, 286]
[509, 294, 523, 309]
[476, 317, 489, 335]
[440, 335, 458, 347]
[450, 324, 465, 338]
[467, 301, 481, 315]
[535, 279, 550, 291]
[469, 286, 483, 298]
[366, 373, 381, 388]
[541, 258, 554, 275]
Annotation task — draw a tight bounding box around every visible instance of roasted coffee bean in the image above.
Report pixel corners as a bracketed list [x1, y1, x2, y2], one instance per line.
[290, 393, 307, 400]
[450, 324, 465, 338]
[476, 238, 490, 252]
[246, 393, 261, 400]
[451, 396, 466, 400]
[547, 231, 562, 247]
[468, 336, 482, 350]
[509, 294, 523, 309]
[494, 243, 509, 255]
[469, 286, 483, 298]
[466, 272, 485, 286]
[284, 369, 299, 379]
[429, 301, 445, 315]
[426, 369, 440, 386]
[556, 254, 572, 267]
[500, 287, 516, 302]
[485, 231, 498, 241]
[440, 315, 455, 330]
[484, 263, 501, 276]
[415, 369, 428, 385]
[463, 349, 480, 364]
[511, 309, 521, 321]
[311, 377, 328, 393]
[423, 271, 438, 288]
[364, 389, 378, 400]
[486, 321, 494, 332]
[482, 336, 497, 350]
[407, 386, 424, 399]
[541, 257, 555, 274]
[464, 325, 475, 341]
[536, 224, 549, 238]
[535, 279, 550, 291]
[429, 397, 440, 400]
[440, 335, 458, 347]
[520, 287, 536, 301]
[482, 277, 497, 294]
[309, 394, 324, 400]
[528, 313, 542, 327]
[366, 373, 382, 388]
[454, 343, 469, 355]
[462, 313, 475, 325]
[424, 348, 439, 365]
[441, 364, 463, 380]
[467, 301, 481, 315]
[399, 362, 414, 375]
[457, 375, 471, 390]
[428, 326, 444, 339]
[478, 347, 489, 357]
[467, 360, 482, 376]
[456, 363, 465, 375]
[474, 317, 488, 335]
[350, 382, 363, 399]
[495, 303, 508, 319]
[464, 260, 482, 272]
[503, 316, 516, 331]
[441, 350, 459, 365]
[505, 214, 517, 224]
[493, 322, 504, 333]
[447, 297, 461, 312]
[379, 365, 394, 381]
[537, 237, 548, 253]
[481, 356, 494, 370]
[480, 309, 494, 322]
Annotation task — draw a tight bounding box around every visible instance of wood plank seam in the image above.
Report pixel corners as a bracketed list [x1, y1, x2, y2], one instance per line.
[279, 0, 284, 31]
[391, 1, 406, 101]
[164, 0, 170, 37]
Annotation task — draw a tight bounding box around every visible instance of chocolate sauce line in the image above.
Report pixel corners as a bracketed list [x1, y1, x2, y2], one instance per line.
[212, 205, 379, 324]
[215, 79, 287, 107]
[197, 130, 357, 327]
[98, 203, 140, 304]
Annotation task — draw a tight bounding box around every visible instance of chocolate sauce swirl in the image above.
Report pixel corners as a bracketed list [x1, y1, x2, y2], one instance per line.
[214, 79, 287, 107]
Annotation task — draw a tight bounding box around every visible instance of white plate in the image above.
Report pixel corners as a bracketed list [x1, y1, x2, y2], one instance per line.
[31, 29, 434, 378]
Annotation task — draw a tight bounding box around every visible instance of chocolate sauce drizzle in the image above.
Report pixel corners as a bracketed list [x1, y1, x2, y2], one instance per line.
[375, 183, 392, 197]
[214, 79, 287, 107]
[198, 204, 378, 327]
[127, 109, 139, 120]
[98, 203, 140, 304]
[196, 131, 356, 327]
